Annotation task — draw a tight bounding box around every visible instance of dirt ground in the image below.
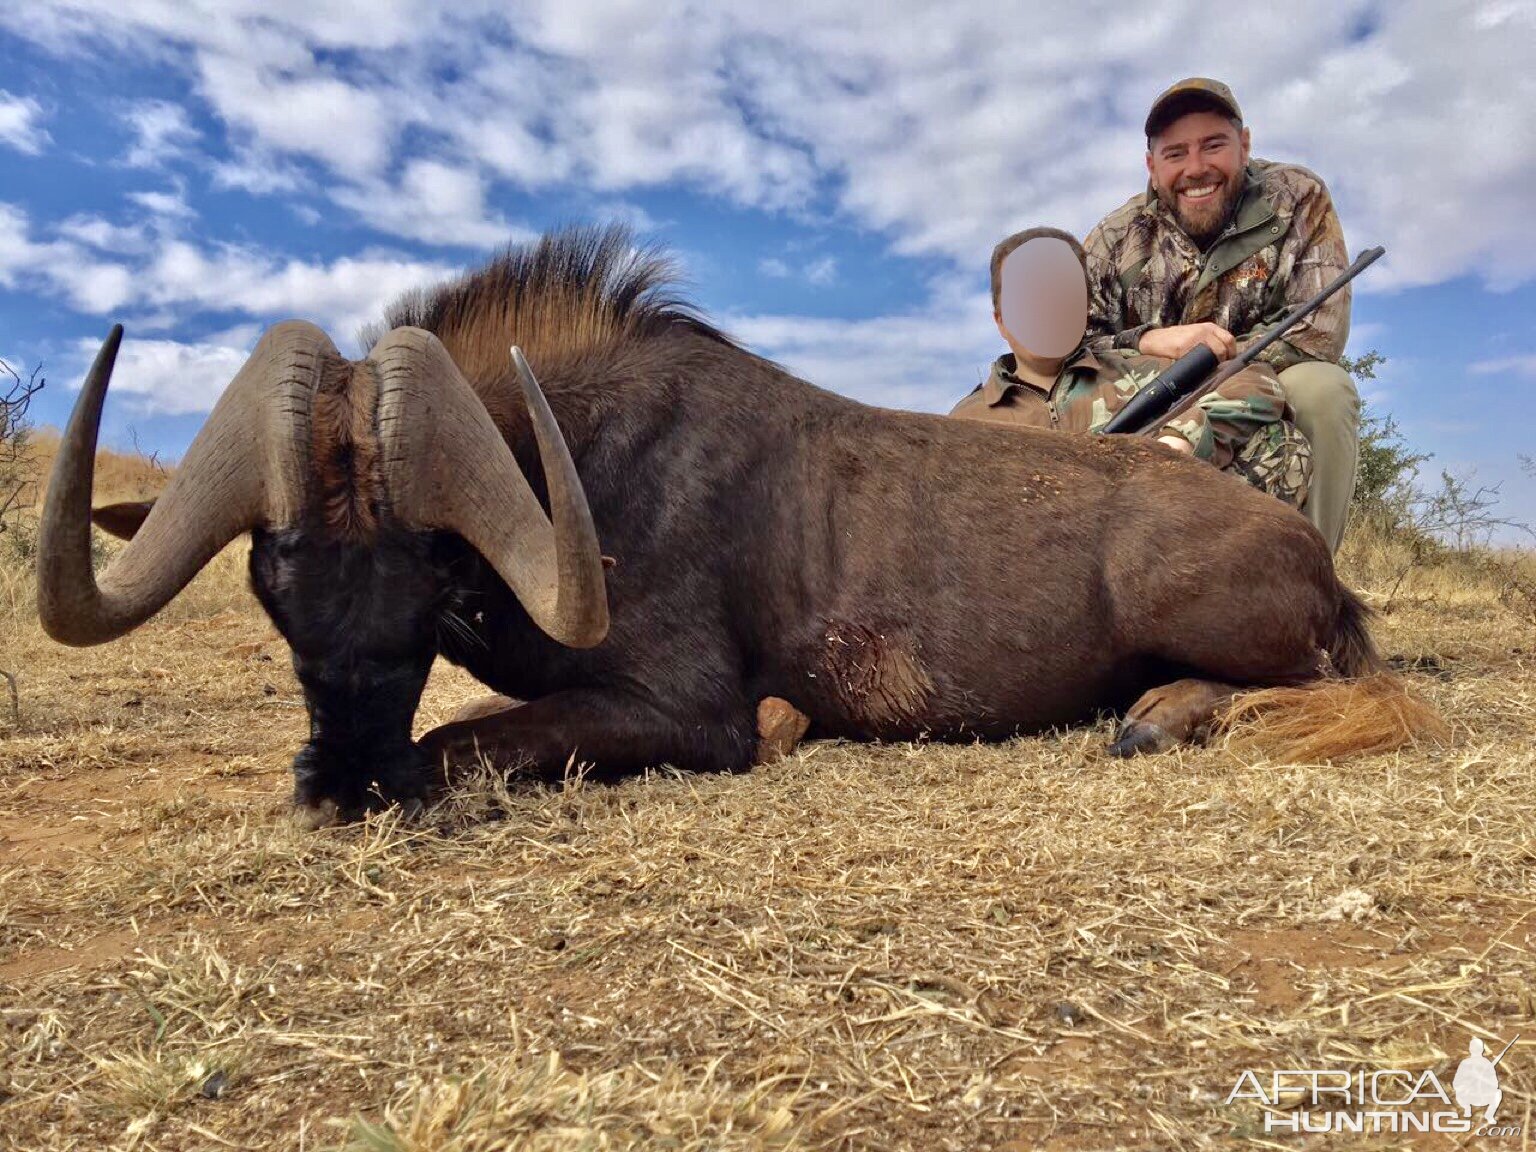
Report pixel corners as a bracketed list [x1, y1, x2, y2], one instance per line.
[2, 495, 1534, 1148]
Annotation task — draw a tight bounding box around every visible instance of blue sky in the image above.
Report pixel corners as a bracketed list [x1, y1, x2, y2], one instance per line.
[2, 1, 1534, 539]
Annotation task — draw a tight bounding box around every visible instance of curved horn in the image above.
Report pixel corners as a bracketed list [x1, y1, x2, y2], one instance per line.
[372, 328, 608, 648]
[38, 321, 334, 645]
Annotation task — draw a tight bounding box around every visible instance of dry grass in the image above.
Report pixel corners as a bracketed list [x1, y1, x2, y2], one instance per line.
[1, 453, 1533, 1150]
[26, 429, 171, 503]
[1339, 514, 1536, 627]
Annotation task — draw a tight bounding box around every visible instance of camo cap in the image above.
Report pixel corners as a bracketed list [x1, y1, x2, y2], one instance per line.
[1144, 77, 1242, 138]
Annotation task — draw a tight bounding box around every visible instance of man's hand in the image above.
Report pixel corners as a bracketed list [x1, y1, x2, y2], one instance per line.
[1156, 434, 1195, 455]
[1138, 323, 1236, 361]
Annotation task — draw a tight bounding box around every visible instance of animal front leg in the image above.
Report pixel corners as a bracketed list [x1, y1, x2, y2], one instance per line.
[417, 688, 756, 782]
[1108, 677, 1239, 756]
[445, 693, 522, 725]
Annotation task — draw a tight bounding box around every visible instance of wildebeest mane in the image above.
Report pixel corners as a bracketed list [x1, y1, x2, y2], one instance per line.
[362, 224, 738, 387]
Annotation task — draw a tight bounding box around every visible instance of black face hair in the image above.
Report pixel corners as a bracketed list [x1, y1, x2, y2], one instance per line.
[248, 523, 466, 817]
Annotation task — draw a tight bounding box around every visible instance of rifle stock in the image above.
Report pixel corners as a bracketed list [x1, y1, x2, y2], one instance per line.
[1152, 351, 1249, 429]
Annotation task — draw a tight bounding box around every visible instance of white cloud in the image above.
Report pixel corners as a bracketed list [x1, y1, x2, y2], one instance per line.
[803, 255, 837, 287]
[196, 49, 394, 178]
[73, 332, 254, 416]
[0, 351, 35, 389]
[56, 214, 152, 254]
[1249, 2, 1536, 290]
[0, 0, 441, 64]
[120, 99, 198, 168]
[211, 147, 308, 195]
[0, 202, 41, 276]
[588, 200, 659, 233]
[731, 274, 999, 413]
[127, 187, 196, 219]
[0, 201, 460, 347]
[331, 159, 533, 249]
[130, 238, 461, 338]
[759, 254, 838, 285]
[0, 203, 99, 305]
[60, 263, 137, 314]
[0, 90, 50, 154]
[1469, 354, 1536, 378]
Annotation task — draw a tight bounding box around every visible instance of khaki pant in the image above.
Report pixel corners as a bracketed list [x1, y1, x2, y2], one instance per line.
[1277, 361, 1359, 552]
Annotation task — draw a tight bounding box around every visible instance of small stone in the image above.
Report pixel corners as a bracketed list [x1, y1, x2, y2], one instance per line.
[1318, 887, 1378, 923]
[199, 1070, 228, 1099]
[1054, 1001, 1083, 1026]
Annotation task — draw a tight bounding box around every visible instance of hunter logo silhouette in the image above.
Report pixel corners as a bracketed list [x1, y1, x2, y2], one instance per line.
[1454, 1034, 1519, 1123]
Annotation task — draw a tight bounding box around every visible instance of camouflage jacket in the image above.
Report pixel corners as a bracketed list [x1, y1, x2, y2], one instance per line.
[950, 345, 1290, 470]
[1083, 159, 1350, 372]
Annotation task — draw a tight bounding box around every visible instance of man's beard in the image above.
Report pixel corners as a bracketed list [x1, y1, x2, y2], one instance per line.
[1168, 174, 1243, 247]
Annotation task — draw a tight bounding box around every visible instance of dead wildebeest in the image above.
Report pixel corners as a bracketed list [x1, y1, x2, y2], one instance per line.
[40, 226, 1441, 824]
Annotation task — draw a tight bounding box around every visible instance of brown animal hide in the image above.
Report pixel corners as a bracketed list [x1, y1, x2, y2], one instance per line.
[310, 356, 382, 540]
[819, 620, 934, 733]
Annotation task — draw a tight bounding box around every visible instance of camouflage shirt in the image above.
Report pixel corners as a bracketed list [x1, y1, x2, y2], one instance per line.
[950, 344, 1291, 471]
[1084, 159, 1351, 371]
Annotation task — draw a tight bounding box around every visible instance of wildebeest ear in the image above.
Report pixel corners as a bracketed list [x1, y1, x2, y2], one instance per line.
[91, 500, 157, 541]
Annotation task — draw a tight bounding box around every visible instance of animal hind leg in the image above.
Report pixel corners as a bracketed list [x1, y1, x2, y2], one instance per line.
[417, 687, 755, 785]
[1108, 678, 1239, 757]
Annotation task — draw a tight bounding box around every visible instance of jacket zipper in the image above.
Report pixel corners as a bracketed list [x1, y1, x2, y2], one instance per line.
[1198, 222, 1238, 278]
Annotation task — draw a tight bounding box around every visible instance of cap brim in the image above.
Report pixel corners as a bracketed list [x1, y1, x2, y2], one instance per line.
[1145, 91, 1240, 137]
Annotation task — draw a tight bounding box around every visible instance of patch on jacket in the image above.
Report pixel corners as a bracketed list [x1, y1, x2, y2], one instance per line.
[1227, 256, 1273, 293]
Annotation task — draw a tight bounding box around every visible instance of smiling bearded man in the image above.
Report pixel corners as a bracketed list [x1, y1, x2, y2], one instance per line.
[1084, 78, 1359, 552]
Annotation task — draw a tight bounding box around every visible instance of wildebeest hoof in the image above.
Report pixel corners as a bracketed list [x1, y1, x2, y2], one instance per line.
[293, 794, 427, 828]
[1108, 720, 1174, 757]
[292, 798, 341, 830]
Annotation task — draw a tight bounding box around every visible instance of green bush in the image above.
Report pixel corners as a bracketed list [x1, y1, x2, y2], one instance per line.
[1341, 351, 1526, 554]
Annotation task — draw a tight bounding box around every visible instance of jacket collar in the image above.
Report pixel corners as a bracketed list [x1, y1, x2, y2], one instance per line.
[981, 344, 1106, 406]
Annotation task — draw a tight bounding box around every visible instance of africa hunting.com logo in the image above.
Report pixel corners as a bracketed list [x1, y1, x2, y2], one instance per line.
[1226, 1033, 1522, 1137]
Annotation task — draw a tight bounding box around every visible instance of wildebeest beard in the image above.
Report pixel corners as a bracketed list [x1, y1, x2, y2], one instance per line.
[247, 522, 471, 820]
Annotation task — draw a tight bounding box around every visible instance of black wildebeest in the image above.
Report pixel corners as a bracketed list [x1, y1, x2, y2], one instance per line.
[40, 226, 1437, 824]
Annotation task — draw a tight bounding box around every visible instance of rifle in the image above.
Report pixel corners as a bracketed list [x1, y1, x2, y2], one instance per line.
[1100, 245, 1385, 436]
[1490, 1034, 1521, 1066]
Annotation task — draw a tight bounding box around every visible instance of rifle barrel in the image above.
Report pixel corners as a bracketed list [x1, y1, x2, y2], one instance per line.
[1491, 1033, 1521, 1066]
[1234, 245, 1386, 369]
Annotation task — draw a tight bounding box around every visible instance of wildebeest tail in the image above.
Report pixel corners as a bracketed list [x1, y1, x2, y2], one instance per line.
[1215, 582, 1448, 761]
[1328, 582, 1386, 677]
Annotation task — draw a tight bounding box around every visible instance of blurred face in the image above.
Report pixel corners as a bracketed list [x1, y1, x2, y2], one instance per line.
[996, 236, 1088, 361]
[1146, 109, 1251, 245]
